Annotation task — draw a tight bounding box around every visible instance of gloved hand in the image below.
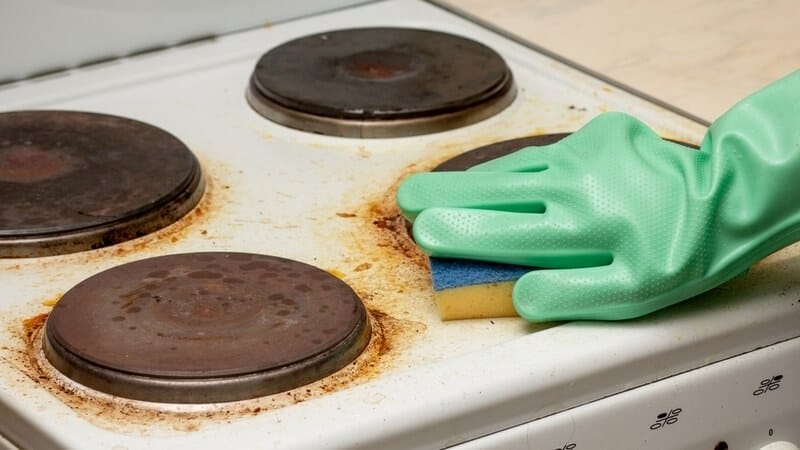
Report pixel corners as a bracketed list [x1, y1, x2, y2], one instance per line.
[398, 69, 800, 321]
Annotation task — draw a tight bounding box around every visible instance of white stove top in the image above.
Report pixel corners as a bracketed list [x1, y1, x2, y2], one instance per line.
[0, 1, 797, 449]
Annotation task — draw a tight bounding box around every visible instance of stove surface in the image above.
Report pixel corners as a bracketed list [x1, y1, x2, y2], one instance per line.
[0, 1, 797, 449]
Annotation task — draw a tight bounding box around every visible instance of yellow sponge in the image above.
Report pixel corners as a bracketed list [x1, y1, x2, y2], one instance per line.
[435, 281, 517, 319]
[430, 258, 530, 320]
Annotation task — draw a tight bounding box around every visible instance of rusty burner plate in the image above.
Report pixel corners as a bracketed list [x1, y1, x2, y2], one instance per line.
[246, 27, 517, 138]
[433, 133, 699, 171]
[0, 110, 204, 257]
[42, 252, 371, 403]
[434, 134, 570, 171]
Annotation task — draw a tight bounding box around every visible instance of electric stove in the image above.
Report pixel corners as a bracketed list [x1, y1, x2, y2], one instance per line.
[0, 1, 798, 449]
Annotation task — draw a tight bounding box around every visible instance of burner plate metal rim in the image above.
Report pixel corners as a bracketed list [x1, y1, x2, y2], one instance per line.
[41, 309, 371, 404]
[41, 252, 373, 403]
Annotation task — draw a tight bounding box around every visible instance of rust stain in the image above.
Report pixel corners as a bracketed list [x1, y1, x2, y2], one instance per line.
[0, 146, 72, 183]
[336, 212, 357, 218]
[327, 162, 436, 321]
[353, 262, 372, 272]
[21, 313, 48, 346]
[370, 207, 421, 261]
[6, 305, 421, 434]
[361, 165, 430, 267]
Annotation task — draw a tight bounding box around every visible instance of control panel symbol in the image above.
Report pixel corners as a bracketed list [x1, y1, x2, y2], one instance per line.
[650, 408, 682, 430]
[753, 375, 783, 396]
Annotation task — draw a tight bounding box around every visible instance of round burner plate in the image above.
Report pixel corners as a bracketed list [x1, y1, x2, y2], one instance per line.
[247, 27, 516, 138]
[43, 252, 371, 403]
[434, 134, 570, 171]
[433, 134, 699, 171]
[0, 110, 204, 257]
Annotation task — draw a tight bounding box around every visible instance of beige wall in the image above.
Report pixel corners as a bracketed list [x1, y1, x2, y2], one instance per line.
[445, 0, 800, 121]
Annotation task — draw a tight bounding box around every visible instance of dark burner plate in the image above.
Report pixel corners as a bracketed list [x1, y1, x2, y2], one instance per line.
[247, 27, 516, 138]
[43, 252, 371, 403]
[0, 111, 204, 257]
[434, 134, 570, 171]
[433, 133, 698, 171]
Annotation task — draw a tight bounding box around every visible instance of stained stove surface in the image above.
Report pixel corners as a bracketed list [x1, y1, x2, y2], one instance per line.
[0, 1, 798, 449]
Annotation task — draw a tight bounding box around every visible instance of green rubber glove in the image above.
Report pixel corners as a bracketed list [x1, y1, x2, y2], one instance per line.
[398, 69, 800, 321]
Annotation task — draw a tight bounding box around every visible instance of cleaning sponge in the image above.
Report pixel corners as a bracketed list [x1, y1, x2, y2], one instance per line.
[430, 258, 531, 319]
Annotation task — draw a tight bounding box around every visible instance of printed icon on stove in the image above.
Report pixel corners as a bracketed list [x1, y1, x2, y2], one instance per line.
[553, 443, 577, 450]
[649, 408, 682, 430]
[753, 374, 783, 396]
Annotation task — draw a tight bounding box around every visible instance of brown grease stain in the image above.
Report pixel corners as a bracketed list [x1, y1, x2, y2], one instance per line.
[328, 163, 432, 317]
[8, 305, 421, 434]
[362, 162, 436, 267]
[353, 262, 372, 272]
[21, 313, 48, 347]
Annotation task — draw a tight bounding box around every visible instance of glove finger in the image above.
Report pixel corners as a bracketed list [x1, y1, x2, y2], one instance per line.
[469, 143, 558, 172]
[412, 207, 612, 268]
[513, 264, 656, 321]
[471, 112, 657, 173]
[397, 171, 559, 221]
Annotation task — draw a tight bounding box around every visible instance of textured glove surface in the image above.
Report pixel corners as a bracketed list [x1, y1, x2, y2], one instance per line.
[397, 70, 800, 321]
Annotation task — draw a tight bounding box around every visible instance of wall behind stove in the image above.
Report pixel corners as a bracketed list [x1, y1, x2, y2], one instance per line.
[0, 0, 371, 83]
[443, 0, 800, 122]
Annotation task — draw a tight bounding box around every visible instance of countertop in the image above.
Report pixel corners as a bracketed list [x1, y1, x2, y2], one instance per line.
[443, 0, 800, 122]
